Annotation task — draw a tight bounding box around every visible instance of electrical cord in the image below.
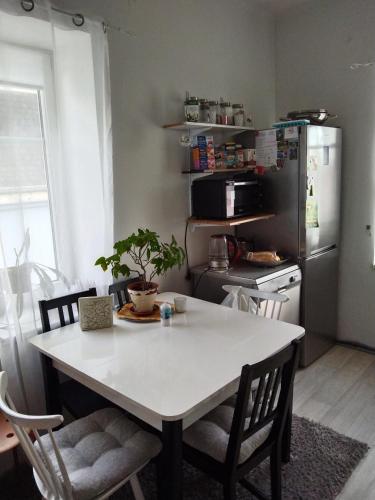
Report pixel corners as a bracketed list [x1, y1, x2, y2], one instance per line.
[184, 220, 191, 280]
[192, 267, 209, 297]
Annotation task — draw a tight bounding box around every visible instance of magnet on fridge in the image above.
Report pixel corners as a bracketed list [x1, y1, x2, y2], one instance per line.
[256, 166, 266, 175]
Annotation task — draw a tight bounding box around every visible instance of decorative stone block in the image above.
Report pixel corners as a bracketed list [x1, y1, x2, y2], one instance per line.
[78, 296, 113, 331]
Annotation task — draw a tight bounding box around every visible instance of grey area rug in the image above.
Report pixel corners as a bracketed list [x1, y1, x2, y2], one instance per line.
[0, 415, 368, 500]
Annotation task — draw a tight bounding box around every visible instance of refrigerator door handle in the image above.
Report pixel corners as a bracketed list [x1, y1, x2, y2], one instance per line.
[308, 244, 337, 258]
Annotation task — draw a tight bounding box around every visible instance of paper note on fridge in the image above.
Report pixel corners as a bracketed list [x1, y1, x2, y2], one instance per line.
[256, 129, 277, 168]
[284, 126, 298, 140]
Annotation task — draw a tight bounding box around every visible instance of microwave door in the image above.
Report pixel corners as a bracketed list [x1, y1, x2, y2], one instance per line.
[233, 181, 260, 217]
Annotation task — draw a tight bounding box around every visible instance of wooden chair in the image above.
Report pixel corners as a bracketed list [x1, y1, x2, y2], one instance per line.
[0, 371, 161, 500]
[222, 285, 289, 320]
[0, 410, 20, 467]
[38, 288, 110, 418]
[108, 278, 139, 309]
[183, 340, 301, 500]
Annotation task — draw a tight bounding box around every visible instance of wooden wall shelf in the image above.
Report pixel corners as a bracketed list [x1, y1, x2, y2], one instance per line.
[182, 168, 252, 174]
[163, 121, 254, 136]
[188, 213, 275, 228]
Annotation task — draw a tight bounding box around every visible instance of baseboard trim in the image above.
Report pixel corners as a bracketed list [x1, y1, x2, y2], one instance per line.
[336, 340, 375, 356]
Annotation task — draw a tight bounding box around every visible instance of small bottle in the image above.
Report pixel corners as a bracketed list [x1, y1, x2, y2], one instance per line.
[160, 302, 172, 326]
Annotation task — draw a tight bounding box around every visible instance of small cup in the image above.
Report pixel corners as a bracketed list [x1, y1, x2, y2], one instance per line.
[174, 296, 187, 313]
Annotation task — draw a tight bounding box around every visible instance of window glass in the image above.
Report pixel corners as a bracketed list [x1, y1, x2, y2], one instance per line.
[0, 84, 56, 276]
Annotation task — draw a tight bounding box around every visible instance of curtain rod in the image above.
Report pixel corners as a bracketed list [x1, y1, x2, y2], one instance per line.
[20, 0, 134, 36]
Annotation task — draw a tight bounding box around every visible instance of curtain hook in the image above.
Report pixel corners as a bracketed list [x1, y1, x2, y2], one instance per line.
[21, 0, 35, 12]
[102, 21, 107, 34]
[72, 13, 85, 27]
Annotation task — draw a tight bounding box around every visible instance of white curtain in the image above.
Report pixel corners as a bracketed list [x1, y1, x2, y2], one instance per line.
[0, 0, 113, 413]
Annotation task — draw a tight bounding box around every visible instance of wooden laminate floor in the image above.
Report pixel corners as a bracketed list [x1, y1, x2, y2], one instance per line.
[294, 344, 375, 499]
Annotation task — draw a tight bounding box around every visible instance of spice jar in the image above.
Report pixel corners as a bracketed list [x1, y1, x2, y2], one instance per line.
[199, 99, 210, 123]
[184, 96, 200, 122]
[208, 100, 218, 124]
[233, 104, 245, 126]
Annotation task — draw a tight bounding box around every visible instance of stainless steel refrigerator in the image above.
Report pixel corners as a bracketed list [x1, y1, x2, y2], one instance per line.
[238, 125, 342, 366]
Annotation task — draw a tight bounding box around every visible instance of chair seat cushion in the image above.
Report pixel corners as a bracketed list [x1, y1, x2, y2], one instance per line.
[34, 407, 161, 500]
[183, 398, 272, 464]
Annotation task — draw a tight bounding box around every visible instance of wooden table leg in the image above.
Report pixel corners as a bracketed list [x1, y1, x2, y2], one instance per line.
[160, 420, 183, 500]
[41, 355, 62, 415]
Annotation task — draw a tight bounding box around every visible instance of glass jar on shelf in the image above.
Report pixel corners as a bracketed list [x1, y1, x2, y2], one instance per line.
[199, 99, 210, 123]
[184, 96, 200, 122]
[221, 102, 233, 125]
[233, 103, 245, 126]
[208, 100, 218, 124]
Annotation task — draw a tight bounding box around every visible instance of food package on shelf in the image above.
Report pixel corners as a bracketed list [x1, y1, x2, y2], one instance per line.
[245, 251, 281, 264]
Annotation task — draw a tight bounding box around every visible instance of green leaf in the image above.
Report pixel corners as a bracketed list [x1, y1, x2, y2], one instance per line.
[96, 228, 185, 280]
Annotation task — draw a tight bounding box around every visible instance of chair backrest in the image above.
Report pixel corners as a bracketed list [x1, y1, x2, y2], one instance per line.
[39, 287, 97, 333]
[222, 285, 289, 320]
[0, 371, 72, 499]
[225, 340, 300, 470]
[108, 278, 139, 309]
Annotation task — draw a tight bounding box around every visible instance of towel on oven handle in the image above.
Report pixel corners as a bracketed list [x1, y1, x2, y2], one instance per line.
[221, 285, 257, 314]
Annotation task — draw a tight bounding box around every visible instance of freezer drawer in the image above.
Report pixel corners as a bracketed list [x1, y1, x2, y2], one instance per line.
[300, 247, 339, 366]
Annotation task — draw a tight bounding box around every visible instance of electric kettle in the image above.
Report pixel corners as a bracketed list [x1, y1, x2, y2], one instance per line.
[208, 234, 239, 271]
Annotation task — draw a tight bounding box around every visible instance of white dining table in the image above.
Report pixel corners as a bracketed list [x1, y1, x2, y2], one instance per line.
[29, 292, 305, 500]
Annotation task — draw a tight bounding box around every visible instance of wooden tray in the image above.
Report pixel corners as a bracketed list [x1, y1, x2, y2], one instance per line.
[117, 301, 174, 323]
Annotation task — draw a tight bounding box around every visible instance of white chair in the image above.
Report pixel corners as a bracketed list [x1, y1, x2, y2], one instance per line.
[222, 284, 289, 320]
[0, 371, 161, 500]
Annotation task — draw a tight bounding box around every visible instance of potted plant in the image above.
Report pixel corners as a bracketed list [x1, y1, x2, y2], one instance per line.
[95, 228, 185, 314]
[0, 229, 69, 317]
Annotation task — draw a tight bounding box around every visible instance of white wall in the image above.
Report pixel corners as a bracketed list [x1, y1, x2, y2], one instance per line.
[53, 0, 276, 293]
[276, 0, 375, 348]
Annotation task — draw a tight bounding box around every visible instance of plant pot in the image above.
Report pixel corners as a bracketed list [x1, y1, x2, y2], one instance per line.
[0, 263, 32, 294]
[127, 281, 158, 314]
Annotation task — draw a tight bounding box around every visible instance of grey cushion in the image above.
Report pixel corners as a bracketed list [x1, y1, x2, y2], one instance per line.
[183, 397, 272, 464]
[34, 407, 161, 500]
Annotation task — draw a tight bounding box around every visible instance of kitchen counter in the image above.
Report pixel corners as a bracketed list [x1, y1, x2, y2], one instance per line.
[191, 261, 300, 286]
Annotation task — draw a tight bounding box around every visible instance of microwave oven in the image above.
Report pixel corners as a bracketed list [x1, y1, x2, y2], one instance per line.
[191, 173, 263, 219]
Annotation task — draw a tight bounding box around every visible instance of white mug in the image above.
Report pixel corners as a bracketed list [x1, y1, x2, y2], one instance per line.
[174, 296, 187, 313]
